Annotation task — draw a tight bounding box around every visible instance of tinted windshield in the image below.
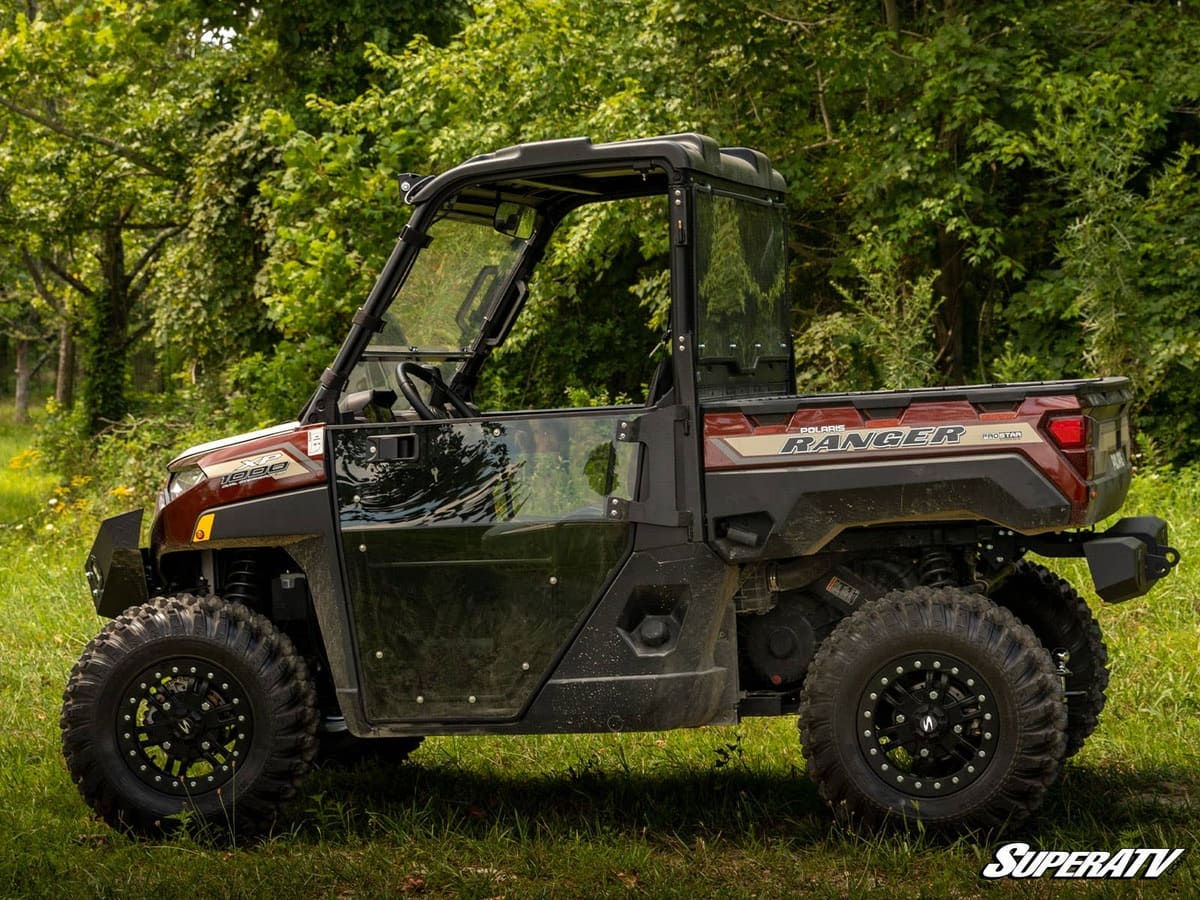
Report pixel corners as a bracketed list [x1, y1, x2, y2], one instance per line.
[373, 212, 530, 355]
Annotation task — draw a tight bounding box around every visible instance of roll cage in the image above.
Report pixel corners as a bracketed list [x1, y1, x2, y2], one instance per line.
[299, 133, 788, 425]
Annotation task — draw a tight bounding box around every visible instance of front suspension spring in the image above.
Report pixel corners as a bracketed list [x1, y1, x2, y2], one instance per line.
[224, 555, 259, 607]
[917, 550, 956, 588]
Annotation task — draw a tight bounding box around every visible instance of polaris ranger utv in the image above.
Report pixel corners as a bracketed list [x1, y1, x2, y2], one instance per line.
[64, 133, 1179, 835]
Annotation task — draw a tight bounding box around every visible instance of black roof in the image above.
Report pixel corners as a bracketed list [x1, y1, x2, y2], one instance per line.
[407, 133, 786, 204]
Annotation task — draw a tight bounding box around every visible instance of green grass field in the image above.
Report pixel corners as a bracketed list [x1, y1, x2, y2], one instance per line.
[1, 408, 1197, 898]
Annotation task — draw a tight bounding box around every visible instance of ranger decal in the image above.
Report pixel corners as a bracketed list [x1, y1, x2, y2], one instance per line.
[719, 423, 1044, 460]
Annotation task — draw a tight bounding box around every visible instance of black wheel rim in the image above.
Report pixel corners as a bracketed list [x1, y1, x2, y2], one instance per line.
[855, 652, 1000, 798]
[116, 657, 253, 796]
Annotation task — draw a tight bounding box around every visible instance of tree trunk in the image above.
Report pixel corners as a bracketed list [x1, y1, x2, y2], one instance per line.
[55, 320, 75, 409]
[882, 0, 901, 47]
[81, 220, 131, 433]
[14, 338, 31, 424]
[934, 223, 967, 383]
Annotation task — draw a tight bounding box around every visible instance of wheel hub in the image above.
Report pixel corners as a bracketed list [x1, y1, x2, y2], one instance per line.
[913, 709, 941, 737]
[855, 652, 1000, 798]
[116, 657, 253, 797]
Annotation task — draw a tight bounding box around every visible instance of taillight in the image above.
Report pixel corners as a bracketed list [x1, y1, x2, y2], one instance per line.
[1045, 413, 1091, 478]
[1047, 415, 1087, 450]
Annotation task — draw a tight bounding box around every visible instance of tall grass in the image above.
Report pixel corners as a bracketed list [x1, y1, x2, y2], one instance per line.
[1, 412, 1197, 897]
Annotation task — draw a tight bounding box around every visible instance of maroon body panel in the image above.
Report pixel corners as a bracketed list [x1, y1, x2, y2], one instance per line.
[152, 424, 327, 555]
[704, 392, 1124, 527]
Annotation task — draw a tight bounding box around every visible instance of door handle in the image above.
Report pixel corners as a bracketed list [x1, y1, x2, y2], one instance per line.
[367, 433, 418, 462]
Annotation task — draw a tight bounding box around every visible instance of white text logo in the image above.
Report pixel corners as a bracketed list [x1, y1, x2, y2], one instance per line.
[981, 842, 1184, 879]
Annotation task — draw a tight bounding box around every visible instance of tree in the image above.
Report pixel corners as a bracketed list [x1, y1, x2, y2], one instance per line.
[0, 1, 211, 430]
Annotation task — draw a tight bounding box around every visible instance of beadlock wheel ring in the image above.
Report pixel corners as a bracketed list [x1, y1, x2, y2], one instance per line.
[855, 652, 1000, 798]
[115, 656, 253, 797]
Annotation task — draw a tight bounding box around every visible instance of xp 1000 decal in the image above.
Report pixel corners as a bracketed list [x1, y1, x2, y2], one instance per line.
[201, 449, 310, 488]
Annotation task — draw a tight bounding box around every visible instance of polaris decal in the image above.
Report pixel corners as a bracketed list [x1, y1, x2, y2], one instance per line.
[717, 423, 1044, 461]
[202, 450, 309, 488]
[306, 428, 324, 458]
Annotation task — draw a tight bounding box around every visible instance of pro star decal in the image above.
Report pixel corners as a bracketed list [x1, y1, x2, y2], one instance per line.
[202, 450, 309, 488]
[717, 422, 1044, 461]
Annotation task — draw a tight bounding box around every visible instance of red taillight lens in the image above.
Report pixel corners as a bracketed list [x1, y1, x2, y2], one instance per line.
[1044, 413, 1091, 480]
[1047, 415, 1088, 450]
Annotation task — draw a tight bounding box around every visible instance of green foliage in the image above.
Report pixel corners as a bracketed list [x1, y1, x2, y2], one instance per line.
[5, 0, 1200, 479]
[797, 230, 941, 392]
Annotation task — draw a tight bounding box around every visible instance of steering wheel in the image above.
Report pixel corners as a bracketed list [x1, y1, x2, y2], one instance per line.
[396, 361, 475, 420]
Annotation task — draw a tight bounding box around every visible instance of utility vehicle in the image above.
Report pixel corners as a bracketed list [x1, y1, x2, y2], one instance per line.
[64, 133, 1179, 835]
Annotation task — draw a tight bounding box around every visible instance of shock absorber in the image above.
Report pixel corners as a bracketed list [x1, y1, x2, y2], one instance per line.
[223, 555, 260, 607]
[917, 550, 956, 588]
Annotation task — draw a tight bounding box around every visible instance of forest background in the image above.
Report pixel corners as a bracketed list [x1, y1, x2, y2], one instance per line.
[2, 4, 1200, 896]
[2, 0, 1199, 506]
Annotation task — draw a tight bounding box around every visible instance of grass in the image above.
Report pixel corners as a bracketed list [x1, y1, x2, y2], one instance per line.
[1, 406, 1198, 897]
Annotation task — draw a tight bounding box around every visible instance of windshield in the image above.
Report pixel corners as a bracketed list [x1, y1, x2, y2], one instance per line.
[373, 211, 530, 355]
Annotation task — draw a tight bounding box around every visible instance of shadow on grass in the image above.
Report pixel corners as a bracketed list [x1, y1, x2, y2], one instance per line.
[290, 753, 829, 847]
[279, 750, 1199, 850]
[1043, 763, 1199, 831]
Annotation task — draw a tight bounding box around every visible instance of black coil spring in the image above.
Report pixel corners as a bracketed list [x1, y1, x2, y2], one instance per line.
[223, 556, 259, 607]
[917, 550, 956, 587]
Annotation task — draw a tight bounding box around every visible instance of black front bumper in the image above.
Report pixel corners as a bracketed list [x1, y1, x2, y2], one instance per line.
[85, 510, 153, 617]
[1028, 515, 1181, 603]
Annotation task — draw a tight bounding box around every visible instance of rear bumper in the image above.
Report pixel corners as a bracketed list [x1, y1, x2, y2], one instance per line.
[1028, 515, 1180, 602]
[85, 510, 153, 617]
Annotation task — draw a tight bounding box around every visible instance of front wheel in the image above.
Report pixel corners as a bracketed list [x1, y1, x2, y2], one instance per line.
[799, 587, 1066, 831]
[61, 596, 319, 836]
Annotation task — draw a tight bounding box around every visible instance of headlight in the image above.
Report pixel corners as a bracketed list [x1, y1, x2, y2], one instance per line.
[165, 465, 206, 502]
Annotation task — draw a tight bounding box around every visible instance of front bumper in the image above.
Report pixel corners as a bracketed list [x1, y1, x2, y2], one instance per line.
[85, 510, 154, 617]
[1028, 515, 1181, 603]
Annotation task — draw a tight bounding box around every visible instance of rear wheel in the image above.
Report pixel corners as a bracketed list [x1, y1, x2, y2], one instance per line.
[61, 596, 318, 836]
[991, 561, 1108, 757]
[799, 587, 1066, 831]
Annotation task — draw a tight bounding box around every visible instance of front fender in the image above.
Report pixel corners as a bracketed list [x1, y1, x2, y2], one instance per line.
[85, 510, 154, 617]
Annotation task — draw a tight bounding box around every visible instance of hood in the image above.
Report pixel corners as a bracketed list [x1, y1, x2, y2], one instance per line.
[168, 421, 301, 469]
